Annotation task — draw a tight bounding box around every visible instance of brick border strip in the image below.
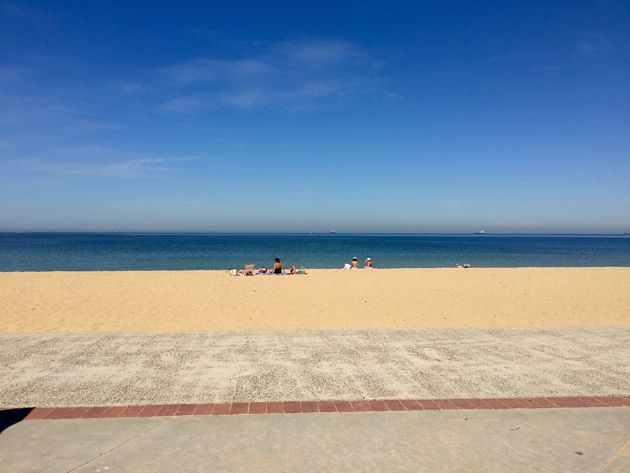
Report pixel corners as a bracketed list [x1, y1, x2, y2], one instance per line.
[3, 396, 628, 421]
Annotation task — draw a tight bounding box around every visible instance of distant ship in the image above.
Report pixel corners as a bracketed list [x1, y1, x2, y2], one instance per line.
[329, 231, 337, 235]
[474, 230, 486, 234]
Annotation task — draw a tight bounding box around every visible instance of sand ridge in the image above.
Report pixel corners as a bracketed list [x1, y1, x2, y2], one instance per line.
[1, 267, 629, 333]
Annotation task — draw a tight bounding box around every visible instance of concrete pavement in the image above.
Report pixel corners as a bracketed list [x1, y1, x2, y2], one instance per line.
[1, 407, 628, 473]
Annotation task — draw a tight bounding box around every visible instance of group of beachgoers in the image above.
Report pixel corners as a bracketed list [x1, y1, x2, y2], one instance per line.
[233, 256, 475, 274]
[235, 258, 304, 276]
[234, 255, 376, 276]
[344, 256, 373, 269]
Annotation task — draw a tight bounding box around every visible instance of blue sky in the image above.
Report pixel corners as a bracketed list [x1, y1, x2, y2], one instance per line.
[1, 1, 629, 233]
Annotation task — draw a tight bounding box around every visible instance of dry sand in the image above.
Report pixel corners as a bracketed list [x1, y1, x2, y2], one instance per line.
[1, 268, 629, 333]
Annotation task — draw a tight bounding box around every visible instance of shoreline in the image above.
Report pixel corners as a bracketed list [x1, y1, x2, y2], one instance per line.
[2, 268, 629, 333]
[1, 265, 630, 273]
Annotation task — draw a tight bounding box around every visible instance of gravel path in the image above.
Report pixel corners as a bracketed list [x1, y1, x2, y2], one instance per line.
[1, 327, 629, 407]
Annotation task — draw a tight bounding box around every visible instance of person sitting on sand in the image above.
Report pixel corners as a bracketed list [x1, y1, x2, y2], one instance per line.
[273, 257, 283, 274]
[365, 257, 373, 268]
[290, 265, 298, 274]
[351, 256, 359, 268]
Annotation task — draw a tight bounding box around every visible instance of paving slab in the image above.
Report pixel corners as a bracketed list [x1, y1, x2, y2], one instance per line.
[0, 417, 170, 473]
[1, 327, 629, 407]
[1, 408, 628, 472]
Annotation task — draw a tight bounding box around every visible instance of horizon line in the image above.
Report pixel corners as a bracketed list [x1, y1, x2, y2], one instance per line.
[1, 231, 629, 236]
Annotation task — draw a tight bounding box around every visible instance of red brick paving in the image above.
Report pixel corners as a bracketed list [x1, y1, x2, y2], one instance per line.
[156, 404, 180, 417]
[334, 401, 354, 412]
[122, 405, 145, 417]
[69, 407, 96, 419]
[351, 400, 373, 412]
[580, 397, 607, 407]
[416, 399, 441, 410]
[265, 402, 284, 414]
[400, 400, 422, 410]
[449, 399, 479, 409]
[176, 404, 198, 416]
[521, 398, 554, 409]
[199, 404, 217, 415]
[283, 401, 302, 414]
[471, 398, 495, 409]
[367, 400, 389, 411]
[99, 406, 128, 418]
[23, 407, 56, 420]
[300, 401, 319, 413]
[482, 398, 509, 409]
[136, 405, 163, 417]
[229, 403, 249, 415]
[49, 408, 74, 419]
[316, 401, 337, 413]
[501, 398, 539, 409]
[248, 402, 267, 414]
[6, 396, 627, 422]
[594, 396, 627, 407]
[433, 399, 457, 410]
[211, 403, 231, 415]
[384, 400, 406, 411]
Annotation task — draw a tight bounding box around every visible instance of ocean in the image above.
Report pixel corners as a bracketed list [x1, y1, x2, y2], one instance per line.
[1, 233, 629, 271]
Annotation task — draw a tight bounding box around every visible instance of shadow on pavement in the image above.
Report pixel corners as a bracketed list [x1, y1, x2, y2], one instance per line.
[0, 408, 33, 433]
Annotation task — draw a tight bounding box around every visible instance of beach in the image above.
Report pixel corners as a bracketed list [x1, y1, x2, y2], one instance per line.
[3, 267, 630, 472]
[2, 267, 629, 333]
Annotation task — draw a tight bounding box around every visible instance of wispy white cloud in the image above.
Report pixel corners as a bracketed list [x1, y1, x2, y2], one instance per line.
[125, 39, 383, 112]
[1, 38, 386, 129]
[575, 33, 611, 57]
[160, 78, 361, 112]
[5, 156, 201, 178]
[576, 41, 597, 55]
[160, 58, 276, 85]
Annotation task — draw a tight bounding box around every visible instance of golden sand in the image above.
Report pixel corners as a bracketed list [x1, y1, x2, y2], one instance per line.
[1, 268, 629, 333]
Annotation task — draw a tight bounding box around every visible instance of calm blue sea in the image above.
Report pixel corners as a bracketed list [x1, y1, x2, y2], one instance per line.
[1, 233, 629, 271]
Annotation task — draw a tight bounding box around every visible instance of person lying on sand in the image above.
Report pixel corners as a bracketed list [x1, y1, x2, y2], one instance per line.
[235, 260, 301, 276]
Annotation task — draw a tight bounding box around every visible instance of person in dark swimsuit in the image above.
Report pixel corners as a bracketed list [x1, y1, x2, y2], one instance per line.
[273, 258, 283, 274]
